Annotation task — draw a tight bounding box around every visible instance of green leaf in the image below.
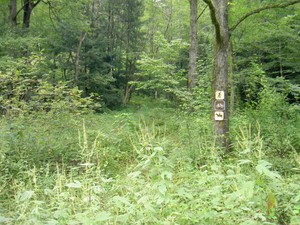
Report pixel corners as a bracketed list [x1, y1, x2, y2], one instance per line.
[255, 160, 282, 181]
[112, 196, 132, 207]
[161, 171, 173, 180]
[45, 219, 59, 225]
[240, 181, 255, 199]
[66, 180, 82, 188]
[95, 211, 111, 222]
[239, 219, 257, 225]
[18, 190, 34, 202]
[238, 159, 253, 165]
[177, 187, 193, 200]
[0, 216, 13, 223]
[115, 214, 129, 223]
[158, 183, 167, 195]
[127, 171, 142, 179]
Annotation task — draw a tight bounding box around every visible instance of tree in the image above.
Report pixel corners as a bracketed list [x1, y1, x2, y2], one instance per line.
[130, 32, 188, 101]
[203, 0, 230, 149]
[120, 0, 144, 104]
[203, 0, 300, 150]
[188, 0, 198, 91]
[9, 0, 17, 26]
[23, 0, 42, 28]
[5, 0, 42, 28]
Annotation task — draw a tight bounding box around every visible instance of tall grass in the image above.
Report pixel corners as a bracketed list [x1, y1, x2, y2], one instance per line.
[0, 100, 299, 224]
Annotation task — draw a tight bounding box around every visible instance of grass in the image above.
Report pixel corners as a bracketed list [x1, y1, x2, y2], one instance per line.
[0, 98, 299, 224]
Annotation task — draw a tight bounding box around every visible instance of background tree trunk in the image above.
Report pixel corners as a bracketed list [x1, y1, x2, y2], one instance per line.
[23, 0, 34, 28]
[23, 0, 42, 28]
[9, 0, 17, 26]
[188, 0, 198, 91]
[74, 32, 86, 86]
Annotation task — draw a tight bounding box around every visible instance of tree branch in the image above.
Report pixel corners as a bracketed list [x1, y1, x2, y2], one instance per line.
[203, 0, 222, 43]
[230, 0, 300, 33]
[33, 0, 43, 8]
[197, 5, 208, 21]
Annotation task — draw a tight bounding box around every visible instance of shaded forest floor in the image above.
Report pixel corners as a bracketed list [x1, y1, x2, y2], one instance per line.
[0, 97, 300, 224]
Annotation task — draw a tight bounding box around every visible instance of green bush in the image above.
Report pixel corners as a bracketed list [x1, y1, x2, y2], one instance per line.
[0, 54, 101, 116]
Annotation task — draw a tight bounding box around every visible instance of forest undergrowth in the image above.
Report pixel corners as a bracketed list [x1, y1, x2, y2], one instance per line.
[0, 97, 299, 225]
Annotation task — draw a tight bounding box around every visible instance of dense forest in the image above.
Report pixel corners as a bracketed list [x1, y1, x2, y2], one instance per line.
[0, 0, 299, 224]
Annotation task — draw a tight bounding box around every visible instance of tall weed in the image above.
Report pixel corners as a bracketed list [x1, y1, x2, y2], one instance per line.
[1, 100, 299, 224]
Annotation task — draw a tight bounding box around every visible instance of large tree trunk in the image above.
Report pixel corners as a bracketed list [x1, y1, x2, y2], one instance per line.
[213, 0, 230, 149]
[204, 0, 230, 149]
[9, 0, 17, 26]
[188, 0, 198, 91]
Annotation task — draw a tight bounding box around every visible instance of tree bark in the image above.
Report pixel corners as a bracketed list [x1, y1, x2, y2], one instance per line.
[204, 0, 230, 149]
[23, 0, 34, 28]
[74, 32, 87, 87]
[9, 0, 17, 26]
[23, 0, 42, 28]
[123, 84, 133, 104]
[213, 0, 230, 150]
[188, 0, 198, 91]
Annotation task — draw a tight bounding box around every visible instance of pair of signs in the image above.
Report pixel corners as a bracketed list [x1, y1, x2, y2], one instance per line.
[214, 91, 225, 121]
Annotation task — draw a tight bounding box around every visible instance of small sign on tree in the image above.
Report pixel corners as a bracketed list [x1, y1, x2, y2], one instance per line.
[214, 111, 224, 121]
[215, 91, 225, 100]
[214, 91, 225, 121]
[214, 100, 225, 111]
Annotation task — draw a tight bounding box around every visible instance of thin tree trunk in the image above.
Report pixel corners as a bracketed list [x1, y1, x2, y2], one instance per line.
[23, 0, 33, 28]
[9, 0, 17, 26]
[123, 84, 133, 104]
[22, 0, 42, 28]
[188, 0, 198, 91]
[74, 32, 87, 86]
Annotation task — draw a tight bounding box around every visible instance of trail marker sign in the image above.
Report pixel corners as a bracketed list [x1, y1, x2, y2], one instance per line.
[214, 100, 225, 111]
[214, 111, 224, 121]
[215, 91, 224, 100]
[214, 91, 225, 121]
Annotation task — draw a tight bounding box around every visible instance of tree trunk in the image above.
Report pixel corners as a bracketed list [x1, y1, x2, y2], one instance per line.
[23, 0, 34, 28]
[9, 0, 17, 26]
[213, 0, 230, 149]
[74, 32, 87, 86]
[204, 0, 230, 149]
[123, 84, 133, 104]
[23, 0, 42, 28]
[188, 0, 198, 91]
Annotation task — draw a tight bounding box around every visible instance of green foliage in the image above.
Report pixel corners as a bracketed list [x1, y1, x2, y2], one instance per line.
[236, 61, 268, 108]
[131, 32, 188, 101]
[0, 0, 300, 224]
[232, 85, 300, 174]
[0, 51, 101, 115]
[233, 3, 300, 85]
[0, 100, 298, 224]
